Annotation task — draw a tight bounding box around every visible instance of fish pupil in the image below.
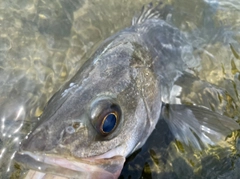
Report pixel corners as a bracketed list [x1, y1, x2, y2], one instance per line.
[102, 113, 117, 133]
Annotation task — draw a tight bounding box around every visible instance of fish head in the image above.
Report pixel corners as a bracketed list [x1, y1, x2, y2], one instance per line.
[18, 34, 162, 178]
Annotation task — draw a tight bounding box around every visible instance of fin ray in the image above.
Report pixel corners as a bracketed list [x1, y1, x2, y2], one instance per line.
[162, 104, 240, 150]
[132, 2, 163, 25]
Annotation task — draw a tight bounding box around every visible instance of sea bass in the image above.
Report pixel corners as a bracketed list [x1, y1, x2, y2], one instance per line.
[15, 3, 239, 179]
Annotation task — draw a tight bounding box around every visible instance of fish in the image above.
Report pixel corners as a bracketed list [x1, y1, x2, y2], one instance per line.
[14, 2, 240, 179]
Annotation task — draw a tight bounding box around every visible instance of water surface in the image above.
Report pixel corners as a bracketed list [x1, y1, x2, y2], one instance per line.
[0, 0, 240, 178]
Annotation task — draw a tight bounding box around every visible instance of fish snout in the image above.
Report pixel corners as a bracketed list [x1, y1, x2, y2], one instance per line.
[20, 128, 53, 152]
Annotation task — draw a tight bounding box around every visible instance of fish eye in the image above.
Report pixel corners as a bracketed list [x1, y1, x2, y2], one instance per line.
[90, 97, 121, 136]
[101, 112, 118, 134]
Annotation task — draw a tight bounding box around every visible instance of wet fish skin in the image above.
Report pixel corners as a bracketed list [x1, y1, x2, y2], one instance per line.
[17, 3, 239, 178]
[20, 25, 162, 157]
[18, 21, 163, 178]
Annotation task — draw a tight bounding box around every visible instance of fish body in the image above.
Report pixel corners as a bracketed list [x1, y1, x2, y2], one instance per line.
[15, 3, 239, 179]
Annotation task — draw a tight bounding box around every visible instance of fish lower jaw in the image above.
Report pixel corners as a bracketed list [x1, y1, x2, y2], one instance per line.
[15, 151, 125, 179]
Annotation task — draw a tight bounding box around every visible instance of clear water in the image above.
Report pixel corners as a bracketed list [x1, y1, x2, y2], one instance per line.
[0, 0, 240, 178]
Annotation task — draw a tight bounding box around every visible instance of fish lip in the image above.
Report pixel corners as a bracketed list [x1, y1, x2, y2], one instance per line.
[15, 150, 125, 179]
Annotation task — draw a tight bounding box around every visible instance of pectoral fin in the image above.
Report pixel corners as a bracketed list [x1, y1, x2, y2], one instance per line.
[161, 104, 239, 150]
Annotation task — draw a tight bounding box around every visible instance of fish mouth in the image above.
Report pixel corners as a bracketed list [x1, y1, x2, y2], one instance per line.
[14, 150, 125, 179]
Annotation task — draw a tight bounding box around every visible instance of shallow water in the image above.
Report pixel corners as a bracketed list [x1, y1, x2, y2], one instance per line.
[0, 0, 240, 178]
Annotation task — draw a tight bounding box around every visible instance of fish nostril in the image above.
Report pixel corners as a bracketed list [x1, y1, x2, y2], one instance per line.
[73, 122, 80, 130]
[66, 126, 75, 134]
